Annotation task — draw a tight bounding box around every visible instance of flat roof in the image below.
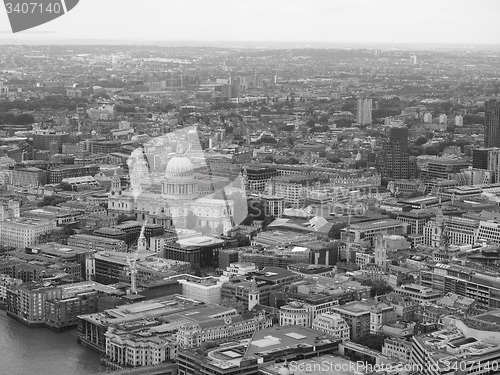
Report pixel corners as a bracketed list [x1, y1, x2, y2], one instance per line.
[177, 236, 225, 247]
[245, 326, 337, 358]
[349, 219, 404, 230]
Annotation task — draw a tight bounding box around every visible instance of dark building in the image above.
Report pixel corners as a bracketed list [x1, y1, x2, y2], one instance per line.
[472, 148, 491, 169]
[144, 224, 165, 243]
[485, 99, 500, 148]
[164, 237, 226, 271]
[47, 164, 100, 184]
[93, 228, 127, 243]
[218, 249, 239, 270]
[113, 221, 142, 246]
[33, 132, 69, 154]
[244, 167, 278, 191]
[89, 140, 121, 155]
[379, 127, 416, 180]
[472, 147, 500, 182]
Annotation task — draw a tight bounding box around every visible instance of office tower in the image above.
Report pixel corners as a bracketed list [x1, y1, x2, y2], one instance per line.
[439, 114, 447, 124]
[357, 98, 372, 125]
[472, 147, 500, 182]
[485, 99, 500, 148]
[472, 148, 490, 169]
[410, 55, 417, 65]
[455, 115, 463, 126]
[33, 132, 69, 153]
[423, 112, 433, 124]
[380, 127, 415, 179]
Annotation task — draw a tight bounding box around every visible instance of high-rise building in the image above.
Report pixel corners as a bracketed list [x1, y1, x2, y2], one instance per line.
[410, 55, 417, 65]
[423, 112, 433, 123]
[455, 115, 464, 126]
[472, 147, 500, 182]
[485, 99, 500, 148]
[356, 98, 372, 125]
[380, 127, 416, 179]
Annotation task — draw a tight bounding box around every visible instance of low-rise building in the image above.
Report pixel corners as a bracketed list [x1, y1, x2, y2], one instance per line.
[174, 274, 224, 304]
[78, 295, 233, 353]
[312, 312, 350, 341]
[68, 234, 126, 252]
[394, 283, 442, 303]
[411, 329, 500, 375]
[381, 336, 412, 362]
[7, 280, 120, 330]
[177, 311, 272, 349]
[0, 274, 22, 304]
[0, 217, 56, 249]
[341, 219, 407, 246]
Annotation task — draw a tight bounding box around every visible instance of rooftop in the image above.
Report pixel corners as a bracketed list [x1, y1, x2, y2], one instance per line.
[79, 295, 206, 326]
[245, 325, 338, 358]
[414, 329, 500, 367]
[349, 219, 404, 230]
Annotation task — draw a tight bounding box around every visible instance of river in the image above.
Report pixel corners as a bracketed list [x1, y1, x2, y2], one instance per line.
[0, 312, 105, 375]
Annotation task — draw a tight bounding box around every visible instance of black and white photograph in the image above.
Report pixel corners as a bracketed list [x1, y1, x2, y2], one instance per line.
[1, 1, 500, 374]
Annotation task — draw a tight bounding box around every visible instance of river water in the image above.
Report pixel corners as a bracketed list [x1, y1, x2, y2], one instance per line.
[0, 312, 105, 375]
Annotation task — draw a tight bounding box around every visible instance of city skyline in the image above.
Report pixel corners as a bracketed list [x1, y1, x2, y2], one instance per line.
[2, 1, 500, 373]
[1, 0, 500, 47]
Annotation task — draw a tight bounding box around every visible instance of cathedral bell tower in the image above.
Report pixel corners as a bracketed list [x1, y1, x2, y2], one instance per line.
[110, 170, 122, 196]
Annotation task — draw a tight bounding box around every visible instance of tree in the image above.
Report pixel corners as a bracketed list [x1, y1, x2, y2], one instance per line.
[335, 119, 354, 128]
[361, 279, 394, 297]
[215, 223, 224, 235]
[424, 145, 440, 156]
[38, 196, 66, 207]
[116, 213, 135, 225]
[235, 233, 251, 246]
[14, 113, 35, 125]
[62, 226, 75, 236]
[57, 181, 73, 191]
[262, 216, 275, 229]
[200, 341, 218, 351]
[327, 156, 342, 163]
[221, 297, 247, 313]
[305, 119, 316, 127]
[414, 136, 427, 146]
[354, 334, 386, 351]
[318, 115, 329, 124]
[186, 211, 198, 230]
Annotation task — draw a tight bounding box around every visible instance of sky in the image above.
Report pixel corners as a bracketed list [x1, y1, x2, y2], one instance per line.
[0, 0, 499, 46]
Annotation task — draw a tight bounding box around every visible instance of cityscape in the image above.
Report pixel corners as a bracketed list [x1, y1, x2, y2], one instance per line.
[2, 2, 500, 375]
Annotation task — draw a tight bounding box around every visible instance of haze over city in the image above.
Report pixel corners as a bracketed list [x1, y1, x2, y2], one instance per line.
[1, 0, 500, 47]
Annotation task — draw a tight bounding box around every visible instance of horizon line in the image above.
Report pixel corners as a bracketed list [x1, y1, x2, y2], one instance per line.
[1, 38, 500, 48]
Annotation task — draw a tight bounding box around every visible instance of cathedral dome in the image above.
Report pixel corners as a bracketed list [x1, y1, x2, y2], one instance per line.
[162, 155, 199, 200]
[165, 156, 194, 179]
